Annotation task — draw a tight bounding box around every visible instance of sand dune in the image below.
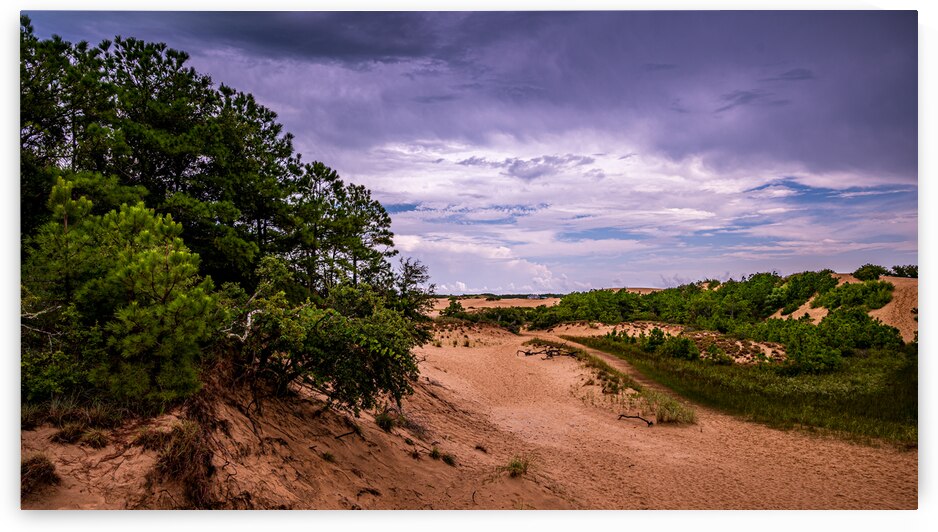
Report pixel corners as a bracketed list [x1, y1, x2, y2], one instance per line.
[768, 274, 917, 342]
[23, 321, 917, 509]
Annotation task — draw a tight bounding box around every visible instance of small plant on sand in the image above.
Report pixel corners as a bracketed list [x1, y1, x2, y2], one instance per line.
[430, 447, 442, 460]
[463, 339, 471, 347]
[374, 409, 395, 432]
[21, 403, 44, 430]
[155, 421, 216, 509]
[502, 456, 530, 478]
[132, 428, 171, 451]
[441, 453, 457, 467]
[21, 454, 60, 498]
[80, 428, 109, 449]
[51, 421, 86, 444]
[322, 452, 336, 463]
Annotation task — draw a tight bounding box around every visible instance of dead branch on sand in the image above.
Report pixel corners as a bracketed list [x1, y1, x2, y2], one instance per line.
[618, 414, 654, 427]
[516, 346, 578, 360]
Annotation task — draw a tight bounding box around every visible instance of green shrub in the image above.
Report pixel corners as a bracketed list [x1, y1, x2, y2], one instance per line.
[439, 298, 465, 317]
[658, 335, 699, 360]
[230, 262, 424, 412]
[705, 343, 734, 365]
[853, 263, 889, 281]
[503, 456, 530, 477]
[890, 265, 917, 278]
[23, 180, 218, 406]
[375, 410, 395, 432]
[441, 453, 457, 467]
[812, 281, 893, 311]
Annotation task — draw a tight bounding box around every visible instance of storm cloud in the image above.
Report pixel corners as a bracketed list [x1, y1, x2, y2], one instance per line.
[24, 10, 918, 292]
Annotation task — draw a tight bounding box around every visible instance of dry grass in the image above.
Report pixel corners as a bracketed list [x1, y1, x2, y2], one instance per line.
[155, 421, 216, 509]
[21, 454, 60, 499]
[80, 428, 109, 449]
[132, 428, 172, 451]
[50, 421, 86, 444]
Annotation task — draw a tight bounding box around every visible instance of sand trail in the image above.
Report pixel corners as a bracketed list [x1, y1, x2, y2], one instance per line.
[418, 323, 917, 509]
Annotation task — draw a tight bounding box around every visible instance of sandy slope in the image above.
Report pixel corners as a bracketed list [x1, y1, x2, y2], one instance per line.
[870, 276, 918, 342]
[768, 274, 918, 342]
[23, 321, 917, 509]
[421, 324, 917, 509]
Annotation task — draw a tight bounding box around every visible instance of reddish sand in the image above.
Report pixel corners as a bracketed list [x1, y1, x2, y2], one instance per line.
[24, 321, 917, 509]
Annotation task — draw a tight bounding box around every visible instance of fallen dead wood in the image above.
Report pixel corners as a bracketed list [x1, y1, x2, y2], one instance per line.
[618, 414, 654, 427]
[516, 345, 578, 360]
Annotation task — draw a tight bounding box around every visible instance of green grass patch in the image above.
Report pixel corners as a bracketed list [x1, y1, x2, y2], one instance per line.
[501, 456, 530, 478]
[565, 335, 917, 446]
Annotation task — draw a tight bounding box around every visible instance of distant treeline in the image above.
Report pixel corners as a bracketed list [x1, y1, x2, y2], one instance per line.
[20, 17, 434, 413]
[441, 266, 914, 375]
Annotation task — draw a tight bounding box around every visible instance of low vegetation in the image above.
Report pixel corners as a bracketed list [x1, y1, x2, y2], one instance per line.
[21, 454, 60, 499]
[154, 421, 216, 509]
[502, 456, 530, 478]
[812, 280, 894, 311]
[526, 338, 696, 424]
[567, 333, 917, 445]
[20, 15, 437, 458]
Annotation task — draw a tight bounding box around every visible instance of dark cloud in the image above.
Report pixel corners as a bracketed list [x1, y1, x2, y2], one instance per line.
[413, 94, 459, 104]
[761, 67, 816, 81]
[715, 89, 774, 112]
[457, 154, 595, 181]
[24, 10, 918, 180]
[643, 63, 678, 71]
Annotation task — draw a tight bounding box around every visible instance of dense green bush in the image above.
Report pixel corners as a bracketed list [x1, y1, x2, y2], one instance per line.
[812, 280, 893, 311]
[853, 263, 890, 281]
[224, 258, 424, 412]
[658, 335, 700, 360]
[890, 265, 917, 278]
[22, 178, 218, 404]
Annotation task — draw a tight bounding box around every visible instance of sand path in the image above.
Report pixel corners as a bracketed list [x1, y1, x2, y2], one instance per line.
[418, 324, 918, 509]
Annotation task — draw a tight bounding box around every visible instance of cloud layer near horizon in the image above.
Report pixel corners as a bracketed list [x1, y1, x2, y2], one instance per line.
[25, 11, 918, 292]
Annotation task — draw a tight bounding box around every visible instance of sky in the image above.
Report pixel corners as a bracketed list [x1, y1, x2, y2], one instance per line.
[22, 10, 919, 293]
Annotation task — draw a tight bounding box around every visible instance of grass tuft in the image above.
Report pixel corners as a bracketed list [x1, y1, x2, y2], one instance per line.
[502, 456, 530, 478]
[21, 454, 60, 499]
[374, 410, 395, 432]
[155, 421, 216, 509]
[80, 428, 109, 449]
[132, 428, 171, 451]
[50, 421, 86, 444]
